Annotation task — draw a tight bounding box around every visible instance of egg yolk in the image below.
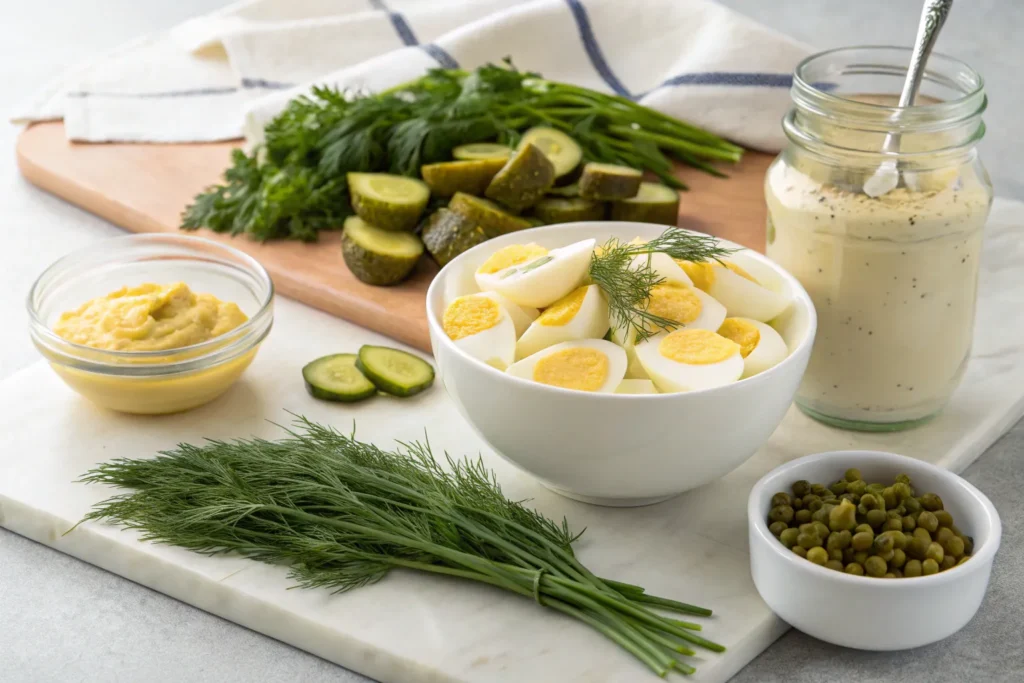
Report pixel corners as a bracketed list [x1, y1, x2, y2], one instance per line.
[673, 260, 715, 292]
[443, 296, 502, 340]
[532, 347, 609, 391]
[538, 286, 589, 326]
[659, 329, 740, 365]
[477, 244, 548, 275]
[647, 284, 701, 327]
[723, 261, 758, 283]
[717, 318, 761, 358]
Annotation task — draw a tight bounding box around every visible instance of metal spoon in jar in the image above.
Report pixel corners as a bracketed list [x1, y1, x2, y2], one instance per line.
[863, 0, 954, 198]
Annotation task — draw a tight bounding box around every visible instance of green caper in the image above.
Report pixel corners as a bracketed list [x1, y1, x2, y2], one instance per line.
[920, 493, 944, 511]
[792, 546, 808, 559]
[934, 527, 955, 545]
[770, 492, 792, 508]
[957, 556, 970, 566]
[902, 515, 917, 532]
[884, 518, 904, 532]
[795, 509, 812, 524]
[827, 529, 852, 551]
[864, 556, 887, 577]
[912, 526, 933, 543]
[876, 548, 895, 563]
[935, 510, 954, 528]
[881, 530, 907, 550]
[860, 494, 879, 510]
[886, 509, 903, 520]
[846, 479, 867, 496]
[843, 547, 856, 563]
[810, 483, 828, 496]
[798, 532, 823, 549]
[828, 499, 858, 532]
[826, 559, 845, 571]
[941, 555, 957, 571]
[922, 558, 939, 575]
[917, 511, 939, 533]
[853, 551, 869, 565]
[807, 497, 824, 512]
[829, 549, 844, 563]
[895, 473, 912, 486]
[812, 522, 831, 540]
[890, 568, 903, 578]
[769, 521, 789, 537]
[854, 523, 873, 535]
[907, 537, 929, 560]
[811, 506, 832, 525]
[924, 542, 945, 563]
[903, 496, 922, 514]
[865, 483, 886, 496]
[883, 572, 896, 579]
[838, 493, 857, 504]
[844, 468, 862, 483]
[891, 548, 907, 569]
[791, 496, 803, 510]
[799, 523, 816, 533]
[866, 509, 888, 529]
[780, 527, 800, 548]
[792, 480, 810, 497]
[961, 534, 974, 555]
[904, 559, 923, 577]
[806, 546, 829, 565]
[944, 535, 965, 558]
[830, 480, 848, 495]
[892, 481, 913, 500]
[851, 531, 874, 551]
[882, 487, 899, 509]
[769, 505, 795, 524]
[873, 533, 895, 554]
[845, 562, 865, 576]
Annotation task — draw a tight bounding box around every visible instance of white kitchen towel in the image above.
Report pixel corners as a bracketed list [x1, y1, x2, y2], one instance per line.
[11, 0, 811, 151]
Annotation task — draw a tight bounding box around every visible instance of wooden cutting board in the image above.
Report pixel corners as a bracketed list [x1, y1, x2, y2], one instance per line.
[16, 122, 772, 352]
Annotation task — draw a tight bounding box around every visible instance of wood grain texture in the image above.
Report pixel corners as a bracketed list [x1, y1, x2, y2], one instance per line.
[16, 121, 771, 352]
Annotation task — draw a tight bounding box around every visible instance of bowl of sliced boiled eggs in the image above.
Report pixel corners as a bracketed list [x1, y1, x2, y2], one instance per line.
[426, 222, 816, 506]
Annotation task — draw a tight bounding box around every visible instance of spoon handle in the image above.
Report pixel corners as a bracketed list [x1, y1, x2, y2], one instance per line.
[898, 0, 954, 108]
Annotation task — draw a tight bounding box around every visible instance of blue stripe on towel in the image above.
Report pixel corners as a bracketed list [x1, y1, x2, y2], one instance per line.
[421, 44, 460, 70]
[240, 77, 295, 90]
[369, 0, 420, 47]
[66, 79, 295, 99]
[660, 72, 794, 88]
[563, 0, 633, 98]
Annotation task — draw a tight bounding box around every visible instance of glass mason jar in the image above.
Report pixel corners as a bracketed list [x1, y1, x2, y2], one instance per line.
[765, 47, 991, 431]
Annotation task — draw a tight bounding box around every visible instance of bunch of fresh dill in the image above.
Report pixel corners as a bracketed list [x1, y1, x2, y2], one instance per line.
[75, 417, 723, 677]
[589, 229, 734, 343]
[181, 61, 743, 242]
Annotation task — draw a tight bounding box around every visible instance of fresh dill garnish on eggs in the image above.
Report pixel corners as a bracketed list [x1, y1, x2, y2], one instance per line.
[73, 417, 723, 676]
[589, 229, 734, 342]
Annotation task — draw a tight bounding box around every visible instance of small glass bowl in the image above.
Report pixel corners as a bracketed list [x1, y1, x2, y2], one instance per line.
[28, 234, 274, 414]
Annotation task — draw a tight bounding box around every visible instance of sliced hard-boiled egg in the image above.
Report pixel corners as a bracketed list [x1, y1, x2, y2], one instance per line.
[442, 293, 517, 370]
[706, 261, 791, 322]
[673, 259, 716, 292]
[609, 324, 649, 379]
[475, 291, 538, 338]
[631, 252, 693, 287]
[644, 283, 727, 333]
[516, 284, 609, 359]
[443, 261, 481, 306]
[615, 379, 658, 394]
[635, 328, 743, 393]
[717, 317, 788, 378]
[474, 243, 549, 293]
[484, 239, 595, 308]
[507, 339, 627, 393]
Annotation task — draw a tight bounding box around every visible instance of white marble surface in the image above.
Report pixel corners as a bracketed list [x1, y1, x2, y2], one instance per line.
[2, 2, 1022, 682]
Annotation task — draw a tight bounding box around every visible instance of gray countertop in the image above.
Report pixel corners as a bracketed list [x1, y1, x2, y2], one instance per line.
[1, 2, 1020, 681]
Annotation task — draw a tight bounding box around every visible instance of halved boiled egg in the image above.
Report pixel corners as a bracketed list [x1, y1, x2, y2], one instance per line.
[706, 261, 790, 322]
[507, 339, 627, 393]
[477, 291, 538, 338]
[482, 239, 595, 308]
[717, 317, 788, 378]
[442, 293, 517, 370]
[516, 284, 609, 359]
[443, 261, 481, 306]
[615, 379, 658, 394]
[630, 252, 693, 288]
[635, 328, 743, 392]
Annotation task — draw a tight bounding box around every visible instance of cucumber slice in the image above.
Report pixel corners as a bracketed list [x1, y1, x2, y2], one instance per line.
[532, 197, 606, 224]
[452, 143, 513, 161]
[519, 127, 583, 183]
[302, 354, 377, 402]
[449, 192, 532, 237]
[578, 163, 643, 200]
[356, 345, 435, 397]
[348, 173, 430, 232]
[546, 183, 580, 198]
[420, 159, 508, 197]
[485, 143, 556, 212]
[610, 182, 680, 225]
[341, 216, 424, 286]
[421, 209, 489, 267]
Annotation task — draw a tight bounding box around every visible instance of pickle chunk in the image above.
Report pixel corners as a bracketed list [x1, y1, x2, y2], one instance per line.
[485, 143, 556, 211]
[578, 163, 643, 200]
[420, 159, 508, 197]
[348, 173, 430, 232]
[421, 209, 488, 267]
[532, 197, 605, 224]
[341, 216, 423, 286]
[609, 182, 680, 225]
[449, 192, 532, 237]
[452, 143, 512, 161]
[519, 127, 583, 184]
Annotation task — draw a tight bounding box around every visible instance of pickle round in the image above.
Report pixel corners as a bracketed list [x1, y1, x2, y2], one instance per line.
[484, 143, 556, 211]
[451, 143, 512, 161]
[341, 216, 423, 286]
[420, 159, 508, 197]
[347, 173, 430, 232]
[578, 163, 643, 200]
[531, 197, 606, 224]
[519, 127, 583, 183]
[610, 182, 680, 225]
[448, 192, 532, 237]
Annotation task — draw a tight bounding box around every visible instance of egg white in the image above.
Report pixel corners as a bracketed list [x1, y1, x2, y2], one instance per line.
[730, 318, 789, 378]
[630, 252, 693, 287]
[635, 331, 743, 393]
[681, 288, 728, 331]
[707, 264, 791, 322]
[615, 379, 658, 394]
[485, 239, 595, 308]
[506, 339, 627, 393]
[474, 291, 538, 338]
[516, 284, 609, 359]
[609, 324, 649, 379]
[443, 261, 481, 307]
[444, 294, 518, 370]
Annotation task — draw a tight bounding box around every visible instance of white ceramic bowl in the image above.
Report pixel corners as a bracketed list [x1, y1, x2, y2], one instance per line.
[749, 450, 1001, 650]
[426, 222, 816, 506]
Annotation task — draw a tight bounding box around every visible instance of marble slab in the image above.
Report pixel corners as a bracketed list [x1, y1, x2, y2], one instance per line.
[1, 200, 1021, 683]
